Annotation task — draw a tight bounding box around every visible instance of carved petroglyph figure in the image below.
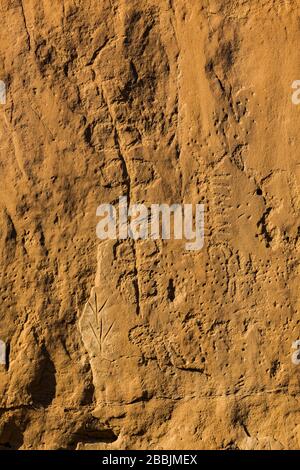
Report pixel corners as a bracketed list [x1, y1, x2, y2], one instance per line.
[79, 240, 144, 411]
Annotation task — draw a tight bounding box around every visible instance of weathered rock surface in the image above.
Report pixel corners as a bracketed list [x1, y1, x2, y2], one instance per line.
[0, 0, 300, 449]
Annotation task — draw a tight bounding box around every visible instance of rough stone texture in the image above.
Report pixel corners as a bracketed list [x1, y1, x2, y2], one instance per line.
[0, 0, 300, 450]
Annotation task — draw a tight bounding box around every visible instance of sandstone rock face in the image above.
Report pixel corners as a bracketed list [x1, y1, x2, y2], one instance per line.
[0, 0, 300, 450]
